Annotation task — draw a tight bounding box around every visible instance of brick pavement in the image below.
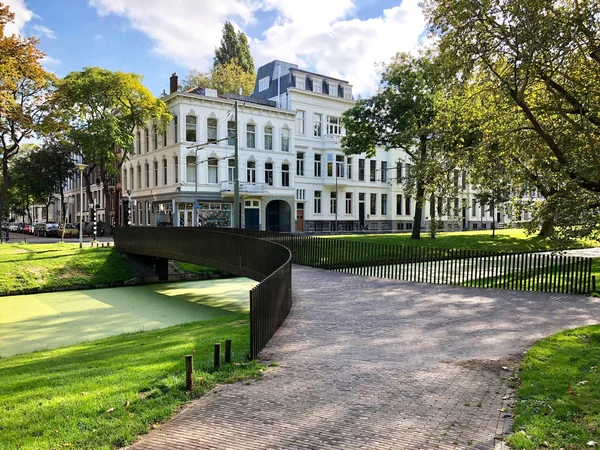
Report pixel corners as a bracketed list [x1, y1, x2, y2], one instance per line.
[125, 265, 600, 450]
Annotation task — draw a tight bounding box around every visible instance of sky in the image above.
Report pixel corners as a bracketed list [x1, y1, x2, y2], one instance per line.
[2, 0, 428, 98]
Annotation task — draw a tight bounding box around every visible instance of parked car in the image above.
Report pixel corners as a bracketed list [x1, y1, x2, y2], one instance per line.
[22, 224, 32, 234]
[57, 223, 79, 238]
[16, 222, 25, 233]
[34, 223, 59, 237]
[8, 222, 20, 232]
[84, 220, 105, 237]
[29, 222, 39, 234]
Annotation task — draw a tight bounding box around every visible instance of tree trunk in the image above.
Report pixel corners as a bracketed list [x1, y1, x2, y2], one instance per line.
[538, 216, 555, 237]
[411, 180, 425, 239]
[0, 158, 11, 223]
[429, 193, 436, 239]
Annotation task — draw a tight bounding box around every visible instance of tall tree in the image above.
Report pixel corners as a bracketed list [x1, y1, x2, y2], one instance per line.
[214, 21, 254, 74]
[0, 3, 56, 225]
[423, 0, 600, 239]
[181, 58, 256, 95]
[54, 67, 171, 223]
[342, 52, 460, 239]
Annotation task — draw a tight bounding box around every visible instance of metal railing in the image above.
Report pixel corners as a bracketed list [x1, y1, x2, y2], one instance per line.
[114, 227, 292, 358]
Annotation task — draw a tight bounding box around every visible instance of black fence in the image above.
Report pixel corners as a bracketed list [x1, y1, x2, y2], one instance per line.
[114, 227, 292, 359]
[204, 229, 594, 295]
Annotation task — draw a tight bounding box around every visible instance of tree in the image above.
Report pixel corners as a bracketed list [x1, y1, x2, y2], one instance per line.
[0, 3, 56, 226]
[54, 67, 171, 223]
[214, 21, 254, 74]
[181, 58, 256, 95]
[341, 52, 461, 239]
[423, 0, 600, 239]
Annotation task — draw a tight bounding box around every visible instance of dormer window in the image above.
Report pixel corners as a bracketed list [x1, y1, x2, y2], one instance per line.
[296, 77, 305, 89]
[258, 76, 270, 92]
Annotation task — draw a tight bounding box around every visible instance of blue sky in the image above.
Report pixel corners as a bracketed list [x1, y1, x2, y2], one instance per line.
[4, 0, 427, 97]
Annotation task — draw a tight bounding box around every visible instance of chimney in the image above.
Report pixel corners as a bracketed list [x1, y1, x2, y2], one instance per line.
[169, 73, 178, 94]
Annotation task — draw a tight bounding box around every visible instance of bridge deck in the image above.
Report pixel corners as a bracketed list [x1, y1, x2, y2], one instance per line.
[125, 266, 600, 450]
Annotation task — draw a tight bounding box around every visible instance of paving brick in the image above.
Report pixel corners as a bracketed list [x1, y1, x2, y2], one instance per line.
[125, 266, 600, 450]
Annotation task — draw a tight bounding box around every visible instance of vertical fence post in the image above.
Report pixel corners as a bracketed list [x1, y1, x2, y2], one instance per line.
[214, 343, 221, 370]
[185, 355, 194, 390]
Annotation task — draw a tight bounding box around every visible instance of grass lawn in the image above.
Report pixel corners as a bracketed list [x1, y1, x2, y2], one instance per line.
[0, 317, 265, 450]
[334, 229, 599, 253]
[0, 278, 256, 357]
[0, 243, 135, 293]
[507, 325, 600, 449]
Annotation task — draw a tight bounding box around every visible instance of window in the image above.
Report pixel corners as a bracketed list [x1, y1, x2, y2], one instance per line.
[153, 161, 158, 187]
[454, 170, 460, 188]
[174, 156, 179, 183]
[296, 189, 305, 200]
[163, 159, 167, 185]
[381, 161, 387, 182]
[405, 196, 412, 216]
[144, 128, 149, 152]
[313, 79, 322, 93]
[336, 155, 345, 178]
[314, 154, 322, 177]
[282, 164, 290, 187]
[305, 76, 313, 91]
[327, 154, 334, 177]
[207, 118, 217, 143]
[297, 152, 305, 176]
[396, 194, 403, 215]
[358, 159, 365, 181]
[264, 126, 273, 150]
[145, 162, 150, 187]
[186, 155, 196, 183]
[345, 192, 352, 214]
[347, 157, 352, 179]
[330, 192, 337, 214]
[322, 80, 329, 95]
[136, 131, 141, 155]
[247, 161, 256, 183]
[314, 191, 322, 214]
[153, 125, 158, 150]
[381, 194, 388, 215]
[265, 162, 273, 186]
[281, 128, 290, 151]
[327, 116, 341, 135]
[296, 77, 305, 89]
[173, 116, 178, 143]
[228, 159, 235, 181]
[314, 113, 322, 137]
[258, 76, 270, 92]
[370, 160, 376, 182]
[472, 199, 477, 217]
[296, 110, 305, 135]
[130, 167, 134, 191]
[123, 168, 128, 191]
[163, 130, 167, 147]
[396, 162, 402, 183]
[137, 165, 142, 189]
[227, 120, 236, 146]
[370, 193, 377, 215]
[246, 124, 256, 148]
[462, 170, 467, 190]
[208, 157, 218, 183]
[147, 201, 151, 225]
[185, 115, 196, 142]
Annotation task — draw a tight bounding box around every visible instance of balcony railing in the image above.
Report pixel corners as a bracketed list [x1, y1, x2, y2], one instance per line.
[220, 181, 266, 193]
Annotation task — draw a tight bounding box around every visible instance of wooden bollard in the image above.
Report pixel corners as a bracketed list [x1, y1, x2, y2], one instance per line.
[185, 355, 193, 390]
[214, 343, 221, 370]
[225, 339, 232, 363]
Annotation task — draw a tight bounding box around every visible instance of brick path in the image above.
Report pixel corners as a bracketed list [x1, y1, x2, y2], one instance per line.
[126, 266, 600, 450]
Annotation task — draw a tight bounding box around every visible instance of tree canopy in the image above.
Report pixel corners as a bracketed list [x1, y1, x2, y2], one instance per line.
[214, 21, 254, 74]
[423, 0, 600, 239]
[181, 58, 256, 96]
[0, 2, 55, 223]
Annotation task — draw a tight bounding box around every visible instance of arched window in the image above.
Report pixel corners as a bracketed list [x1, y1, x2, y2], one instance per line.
[136, 131, 141, 155]
[144, 128, 149, 152]
[247, 160, 256, 183]
[162, 159, 168, 185]
[208, 157, 218, 183]
[123, 167, 128, 191]
[246, 124, 256, 148]
[153, 125, 158, 150]
[264, 126, 273, 150]
[185, 115, 196, 142]
[281, 128, 290, 152]
[207, 118, 217, 143]
[265, 162, 273, 186]
[173, 156, 179, 183]
[186, 155, 196, 182]
[153, 160, 158, 187]
[282, 164, 290, 187]
[145, 162, 150, 187]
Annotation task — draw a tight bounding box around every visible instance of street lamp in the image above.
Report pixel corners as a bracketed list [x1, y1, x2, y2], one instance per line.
[77, 163, 88, 248]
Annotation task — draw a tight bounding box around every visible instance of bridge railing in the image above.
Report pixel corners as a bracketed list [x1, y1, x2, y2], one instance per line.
[114, 227, 292, 359]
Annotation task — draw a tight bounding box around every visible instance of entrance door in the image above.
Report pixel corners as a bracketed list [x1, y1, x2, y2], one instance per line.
[359, 202, 365, 229]
[245, 208, 259, 230]
[296, 206, 304, 232]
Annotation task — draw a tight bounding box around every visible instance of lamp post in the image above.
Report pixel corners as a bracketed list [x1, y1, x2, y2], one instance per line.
[77, 163, 88, 248]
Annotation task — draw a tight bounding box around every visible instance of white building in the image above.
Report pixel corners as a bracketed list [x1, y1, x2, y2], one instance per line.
[123, 74, 296, 231]
[251, 60, 508, 233]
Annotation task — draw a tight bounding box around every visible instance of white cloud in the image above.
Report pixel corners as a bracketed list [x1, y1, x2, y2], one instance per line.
[41, 55, 61, 65]
[32, 24, 56, 39]
[88, 0, 426, 96]
[1, 0, 34, 37]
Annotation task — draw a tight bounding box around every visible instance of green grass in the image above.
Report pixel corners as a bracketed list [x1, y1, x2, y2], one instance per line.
[0, 316, 264, 450]
[0, 243, 135, 293]
[334, 229, 599, 253]
[507, 325, 600, 449]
